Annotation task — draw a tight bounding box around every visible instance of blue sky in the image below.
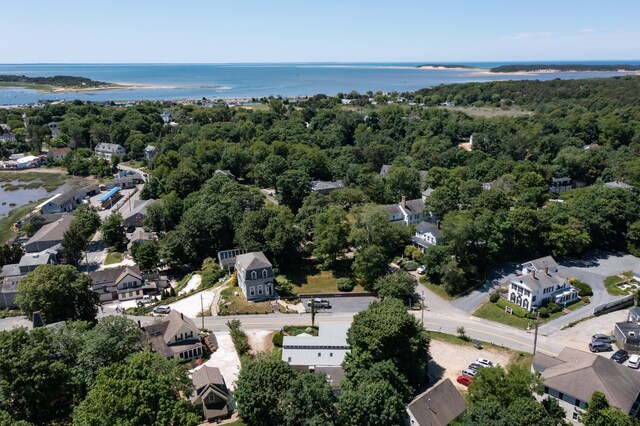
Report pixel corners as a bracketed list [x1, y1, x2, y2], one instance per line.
[4, 0, 640, 63]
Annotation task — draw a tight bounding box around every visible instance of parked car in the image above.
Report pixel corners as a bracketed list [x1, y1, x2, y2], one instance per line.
[591, 334, 615, 343]
[153, 305, 171, 314]
[475, 358, 493, 367]
[307, 298, 331, 309]
[611, 349, 630, 364]
[462, 368, 478, 377]
[588, 341, 613, 352]
[416, 265, 426, 275]
[469, 362, 484, 371]
[456, 375, 474, 387]
[628, 354, 640, 369]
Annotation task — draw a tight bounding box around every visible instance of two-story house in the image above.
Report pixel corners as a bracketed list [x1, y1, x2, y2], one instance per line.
[382, 196, 431, 226]
[94, 142, 125, 160]
[143, 310, 203, 361]
[190, 366, 231, 422]
[411, 221, 442, 252]
[144, 145, 156, 159]
[235, 252, 274, 301]
[507, 256, 579, 312]
[550, 177, 572, 194]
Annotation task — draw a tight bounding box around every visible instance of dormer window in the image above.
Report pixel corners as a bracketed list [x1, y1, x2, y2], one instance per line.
[262, 269, 268, 278]
[251, 271, 257, 280]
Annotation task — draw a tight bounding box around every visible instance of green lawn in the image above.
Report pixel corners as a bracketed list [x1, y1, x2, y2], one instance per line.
[282, 259, 366, 295]
[604, 274, 631, 296]
[473, 299, 532, 329]
[0, 199, 47, 243]
[104, 251, 124, 265]
[420, 277, 454, 301]
[218, 287, 273, 315]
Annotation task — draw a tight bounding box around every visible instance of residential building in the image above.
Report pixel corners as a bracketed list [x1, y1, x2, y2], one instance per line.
[88, 264, 155, 302]
[217, 248, 247, 272]
[628, 306, 640, 323]
[48, 122, 61, 138]
[421, 188, 434, 198]
[39, 192, 76, 214]
[214, 169, 236, 180]
[142, 310, 203, 361]
[24, 214, 73, 253]
[382, 196, 430, 226]
[550, 177, 572, 194]
[406, 378, 467, 426]
[160, 112, 173, 125]
[0, 277, 19, 309]
[411, 221, 441, 252]
[144, 145, 157, 159]
[17, 250, 57, 275]
[94, 142, 125, 159]
[114, 266, 149, 301]
[127, 228, 154, 251]
[605, 181, 634, 190]
[235, 252, 274, 301]
[282, 323, 350, 390]
[310, 180, 344, 194]
[16, 155, 43, 169]
[47, 147, 71, 160]
[122, 199, 155, 229]
[532, 347, 640, 422]
[507, 256, 579, 312]
[614, 322, 640, 352]
[380, 164, 392, 178]
[0, 132, 16, 143]
[190, 366, 231, 422]
[108, 171, 144, 189]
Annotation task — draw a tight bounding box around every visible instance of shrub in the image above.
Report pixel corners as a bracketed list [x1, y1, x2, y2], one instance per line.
[230, 271, 238, 287]
[546, 302, 561, 314]
[275, 277, 293, 295]
[570, 279, 593, 297]
[272, 331, 284, 347]
[304, 327, 314, 334]
[538, 307, 549, 318]
[336, 278, 354, 292]
[489, 291, 500, 303]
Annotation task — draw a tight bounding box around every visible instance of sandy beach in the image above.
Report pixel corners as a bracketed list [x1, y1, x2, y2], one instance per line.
[49, 83, 232, 93]
[418, 65, 483, 71]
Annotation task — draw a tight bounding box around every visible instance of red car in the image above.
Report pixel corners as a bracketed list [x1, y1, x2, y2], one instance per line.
[456, 375, 474, 387]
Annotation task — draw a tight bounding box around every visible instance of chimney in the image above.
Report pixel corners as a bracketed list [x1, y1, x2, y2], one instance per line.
[401, 195, 406, 209]
[531, 270, 536, 279]
[181, 312, 183, 320]
[544, 265, 549, 275]
[436, 220, 441, 229]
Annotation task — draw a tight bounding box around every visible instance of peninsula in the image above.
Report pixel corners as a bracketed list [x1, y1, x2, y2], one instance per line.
[489, 64, 640, 73]
[0, 74, 228, 92]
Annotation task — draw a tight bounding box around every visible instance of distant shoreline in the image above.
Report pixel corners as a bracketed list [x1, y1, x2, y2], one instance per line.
[0, 82, 231, 93]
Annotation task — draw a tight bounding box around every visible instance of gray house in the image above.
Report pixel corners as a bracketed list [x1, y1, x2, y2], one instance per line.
[144, 145, 157, 160]
[95, 143, 125, 159]
[406, 378, 467, 426]
[24, 215, 73, 253]
[235, 252, 274, 301]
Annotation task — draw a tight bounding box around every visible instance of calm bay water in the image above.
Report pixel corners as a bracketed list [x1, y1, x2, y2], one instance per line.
[0, 62, 639, 105]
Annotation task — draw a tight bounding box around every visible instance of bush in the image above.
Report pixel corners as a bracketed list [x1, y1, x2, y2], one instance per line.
[546, 302, 561, 314]
[570, 279, 593, 297]
[272, 331, 283, 347]
[336, 278, 354, 292]
[538, 307, 549, 318]
[275, 277, 293, 295]
[489, 291, 500, 303]
[227, 319, 250, 356]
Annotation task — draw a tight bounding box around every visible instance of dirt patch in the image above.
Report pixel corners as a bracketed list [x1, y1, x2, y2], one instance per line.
[246, 329, 274, 355]
[429, 339, 513, 391]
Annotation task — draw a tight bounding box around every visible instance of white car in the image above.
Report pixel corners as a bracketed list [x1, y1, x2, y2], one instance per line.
[462, 368, 478, 377]
[628, 354, 640, 369]
[416, 265, 426, 275]
[475, 358, 493, 367]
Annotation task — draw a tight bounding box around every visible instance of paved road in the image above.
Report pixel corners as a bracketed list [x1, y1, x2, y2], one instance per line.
[299, 296, 376, 314]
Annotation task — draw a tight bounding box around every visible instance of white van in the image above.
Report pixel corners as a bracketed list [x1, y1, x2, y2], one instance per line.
[628, 354, 640, 369]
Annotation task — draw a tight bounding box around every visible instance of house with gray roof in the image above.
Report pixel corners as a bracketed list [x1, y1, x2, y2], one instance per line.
[235, 252, 274, 301]
[382, 196, 430, 226]
[310, 180, 344, 194]
[217, 248, 246, 272]
[508, 255, 579, 312]
[144, 145, 157, 160]
[94, 142, 125, 159]
[550, 177, 572, 194]
[190, 366, 231, 422]
[411, 221, 442, 252]
[605, 181, 634, 190]
[17, 250, 56, 275]
[282, 323, 350, 389]
[406, 378, 467, 426]
[532, 347, 640, 422]
[214, 169, 236, 180]
[380, 164, 392, 178]
[122, 199, 155, 229]
[88, 264, 153, 302]
[24, 214, 73, 253]
[142, 310, 203, 361]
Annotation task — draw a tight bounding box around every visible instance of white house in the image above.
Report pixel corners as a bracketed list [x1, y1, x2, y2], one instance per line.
[411, 221, 441, 252]
[94, 143, 125, 159]
[549, 177, 572, 194]
[382, 196, 430, 226]
[507, 256, 579, 312]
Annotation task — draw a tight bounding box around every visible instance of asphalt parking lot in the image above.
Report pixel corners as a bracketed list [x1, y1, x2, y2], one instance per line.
[300, 296, 376, 314]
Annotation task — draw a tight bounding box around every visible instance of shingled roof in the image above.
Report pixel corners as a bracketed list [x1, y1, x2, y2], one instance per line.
[407, 378, 466, 426]
[235, 252, 272, 271]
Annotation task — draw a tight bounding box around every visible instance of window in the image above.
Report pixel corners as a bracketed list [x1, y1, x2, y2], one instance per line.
[262, 269, 268, 278]
[249, 287, 255, 296]
[251, 271, 257, 280]
[318, 353, 321, 357]
[288, 357, 292, 362]
[258, 285, 263, 295]
[572, 412, 579, 421]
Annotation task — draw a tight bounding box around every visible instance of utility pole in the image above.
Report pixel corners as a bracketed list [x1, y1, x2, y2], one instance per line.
[421, 291, 425, 328]
[200, 294, 205, 330]
[533, 309, 540, 355]
[311, 300, 316, 327]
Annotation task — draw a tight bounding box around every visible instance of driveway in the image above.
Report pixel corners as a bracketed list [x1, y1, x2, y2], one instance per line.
[299, 296, 376, 314]
[200, 331, 241, 391]
[168, 285, 225, 318]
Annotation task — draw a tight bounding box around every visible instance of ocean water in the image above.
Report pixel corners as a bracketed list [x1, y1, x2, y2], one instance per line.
[0, 61, 639, 105]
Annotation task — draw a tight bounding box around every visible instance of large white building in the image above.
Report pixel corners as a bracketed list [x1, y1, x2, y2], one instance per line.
[507, 256, 579, 312]
[382, 195, 431, 226]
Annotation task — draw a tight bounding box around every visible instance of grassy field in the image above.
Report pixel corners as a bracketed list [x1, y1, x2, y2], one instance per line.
[218, 287, 273, 315]
[604, 274, 631, 296]
[283, 259, 366, 295]
[104, 251, 124, 265]
[420, 278, 454, 301]
[0, 171, 66, 192]
[0, 82, 55, 91]
[473, 300, 531, 329]
[0, 199, 46, 243]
